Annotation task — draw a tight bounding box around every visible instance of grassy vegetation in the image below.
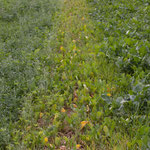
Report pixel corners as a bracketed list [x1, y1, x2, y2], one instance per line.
[0, 0, 149, 149]
[0, 0, 60, 149]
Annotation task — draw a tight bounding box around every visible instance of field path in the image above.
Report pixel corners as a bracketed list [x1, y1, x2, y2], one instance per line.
[44, 0, 118, 149]
[13, 0, 118, 149]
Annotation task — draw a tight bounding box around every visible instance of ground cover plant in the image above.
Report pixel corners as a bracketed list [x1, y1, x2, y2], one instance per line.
[0, 0, 59, 148]
[0, 0, 150, 149]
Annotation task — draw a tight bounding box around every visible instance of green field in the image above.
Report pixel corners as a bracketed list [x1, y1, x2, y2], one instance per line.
[0, 0, 60, 148]
[0, 0, 149, 149]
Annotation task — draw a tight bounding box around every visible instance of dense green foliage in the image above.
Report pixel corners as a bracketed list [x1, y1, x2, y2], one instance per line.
[88, 0, 150, 113]
[0, 0, 59, 148]
[0, 0, 149, 149]
[87, 0, 150, 148]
